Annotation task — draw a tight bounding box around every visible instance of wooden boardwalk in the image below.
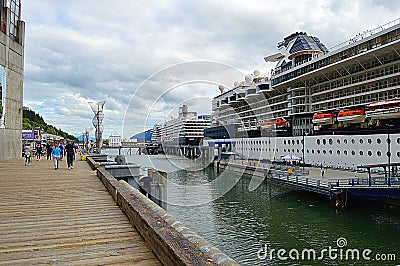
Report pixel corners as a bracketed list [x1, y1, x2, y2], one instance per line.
[0, 157, 161, 265]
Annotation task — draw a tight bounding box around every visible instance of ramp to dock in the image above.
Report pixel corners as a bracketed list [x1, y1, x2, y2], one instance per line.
[0, 158, 161, 265]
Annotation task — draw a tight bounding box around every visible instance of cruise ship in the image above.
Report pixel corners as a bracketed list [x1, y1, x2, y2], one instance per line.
[204, 18, 400, 169]
[154, 104, 211, 147]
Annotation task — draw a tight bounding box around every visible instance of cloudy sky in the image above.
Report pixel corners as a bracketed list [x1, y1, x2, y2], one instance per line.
[21, 0, 400, 138]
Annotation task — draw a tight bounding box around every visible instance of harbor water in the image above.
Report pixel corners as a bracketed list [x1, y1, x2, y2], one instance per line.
[104, 151, 400, 265]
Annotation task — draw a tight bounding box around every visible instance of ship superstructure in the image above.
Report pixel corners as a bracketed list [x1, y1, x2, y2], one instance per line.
[206, 19, 400, 169]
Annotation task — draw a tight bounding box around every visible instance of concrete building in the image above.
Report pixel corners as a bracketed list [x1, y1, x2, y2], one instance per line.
[0, 0, 25, 160]
[109, 133, 122, 147]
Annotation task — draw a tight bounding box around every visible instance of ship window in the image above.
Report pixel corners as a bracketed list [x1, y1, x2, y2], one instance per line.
[337, 150, 340, 155]
[284, 140, 286, 145]
[344, 139, 348, 144]
[322, 139, 326, 145]
[368, 151, 372, 156]
[397, 138, 400, 144]
[329, 139, 333, 145]
[323, 150, 327, 154]
[360, 151, 364, 156]
[297, 140, 300, 145]
[351, 139, 355, 144]
[317, 139, 321, 145]
[377, 139, 382, 144]
[317, 150, 321, 154]
[337, 139, 340, 144]
[377, 151, 382, 156]
[284, 149, 286, 152]
[368, 139, 372, 144]
[352, 151, 356, 156]
[359, 139, 363, 144]
[397, 152, 400, 157]
[329, 150, 333, 154]
[312, 150, 314, 154]
[307, 149, 309, 153]
[292, 140, 295, 145]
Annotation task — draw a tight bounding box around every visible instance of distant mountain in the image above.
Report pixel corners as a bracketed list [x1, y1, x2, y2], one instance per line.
[23, 109, 78, 141]
[130, 129, 152, 142]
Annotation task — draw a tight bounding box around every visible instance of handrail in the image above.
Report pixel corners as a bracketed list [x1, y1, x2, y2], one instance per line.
[329, 18, 400, 52]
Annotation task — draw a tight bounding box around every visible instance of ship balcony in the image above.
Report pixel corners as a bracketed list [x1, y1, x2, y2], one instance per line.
[287, 86, 307, 92]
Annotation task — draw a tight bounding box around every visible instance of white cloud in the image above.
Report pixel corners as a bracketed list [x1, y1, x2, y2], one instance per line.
[21, 0, 400, 137]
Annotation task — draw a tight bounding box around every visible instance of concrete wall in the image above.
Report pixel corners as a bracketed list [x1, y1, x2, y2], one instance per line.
[0, 6, 25, 160]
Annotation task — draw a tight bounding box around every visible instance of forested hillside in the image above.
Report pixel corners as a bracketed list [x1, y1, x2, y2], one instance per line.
[23, 109, 77, 141]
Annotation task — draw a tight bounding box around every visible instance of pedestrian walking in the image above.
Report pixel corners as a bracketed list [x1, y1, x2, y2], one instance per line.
[59, 142, 64, 160]
[52, 144, 61, 170]
[36, 144, 42, 161]
[46, 143, 53, 160]
[65, 140, 75, 169]
[24, 144, 32, 166]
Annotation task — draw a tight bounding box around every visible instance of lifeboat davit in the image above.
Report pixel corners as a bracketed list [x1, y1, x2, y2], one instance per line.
[261, 118, 286, 129]
[312, 112, 335, 125]
[337, 109, 366, 123]
[366, 98, 400, 120]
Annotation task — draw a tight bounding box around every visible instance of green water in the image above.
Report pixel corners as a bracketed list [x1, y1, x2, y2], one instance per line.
[166, 167, 400, 266]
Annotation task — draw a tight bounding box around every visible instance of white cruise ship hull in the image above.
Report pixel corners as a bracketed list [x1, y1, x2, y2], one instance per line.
[204, 133, 400, 169]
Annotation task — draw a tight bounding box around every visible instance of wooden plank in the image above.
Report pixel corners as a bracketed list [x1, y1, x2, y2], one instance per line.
[0, 158, 161, 265]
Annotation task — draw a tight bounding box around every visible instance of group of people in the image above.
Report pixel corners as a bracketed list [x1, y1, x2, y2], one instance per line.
[24, 140, 78, 170]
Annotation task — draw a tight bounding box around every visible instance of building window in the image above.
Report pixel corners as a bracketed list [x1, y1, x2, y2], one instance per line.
[6, 0, 21, 41]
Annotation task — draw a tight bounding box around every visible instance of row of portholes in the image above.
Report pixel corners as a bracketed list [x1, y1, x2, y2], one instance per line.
[237, 140, 272, 145]
[283, 139, 304, 145]
[316, 137, 400, 145]
[238, 147, 279, 152]
[306, 149, 400, 157]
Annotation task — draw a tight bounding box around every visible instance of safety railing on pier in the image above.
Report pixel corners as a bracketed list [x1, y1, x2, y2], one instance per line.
[227, 159, 310, 175]
[269, 173, 331, 195]
[329, 177, 400, 189]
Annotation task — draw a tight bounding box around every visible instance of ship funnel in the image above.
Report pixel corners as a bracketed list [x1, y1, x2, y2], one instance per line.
[218, 85, 225, 94]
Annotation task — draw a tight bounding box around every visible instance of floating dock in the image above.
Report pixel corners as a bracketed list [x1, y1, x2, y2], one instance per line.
[217, 160, 400, 207]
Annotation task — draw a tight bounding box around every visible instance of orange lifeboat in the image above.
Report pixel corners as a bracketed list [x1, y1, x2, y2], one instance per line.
[337, 109, 366, 123]
[312, 112, 335, 125]
[366, 98, 400, 120]
[261, 118, 286, 129]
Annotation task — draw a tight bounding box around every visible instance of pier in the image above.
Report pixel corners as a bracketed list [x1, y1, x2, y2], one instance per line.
[218, 159, 400, 207]
[0, 156, 238, 265]
[0, 158, 161, 265]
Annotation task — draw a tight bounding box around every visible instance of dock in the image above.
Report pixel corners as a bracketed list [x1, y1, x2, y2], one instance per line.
[0, 158, 161, 265]
[218, 159, 400, 207]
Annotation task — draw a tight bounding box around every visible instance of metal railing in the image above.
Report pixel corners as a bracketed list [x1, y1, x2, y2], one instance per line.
[329, 18, 400, 52]
[329, 177, 400, 188]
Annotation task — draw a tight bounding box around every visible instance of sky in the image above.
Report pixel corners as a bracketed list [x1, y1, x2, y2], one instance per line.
[21, 0, 400, 139]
